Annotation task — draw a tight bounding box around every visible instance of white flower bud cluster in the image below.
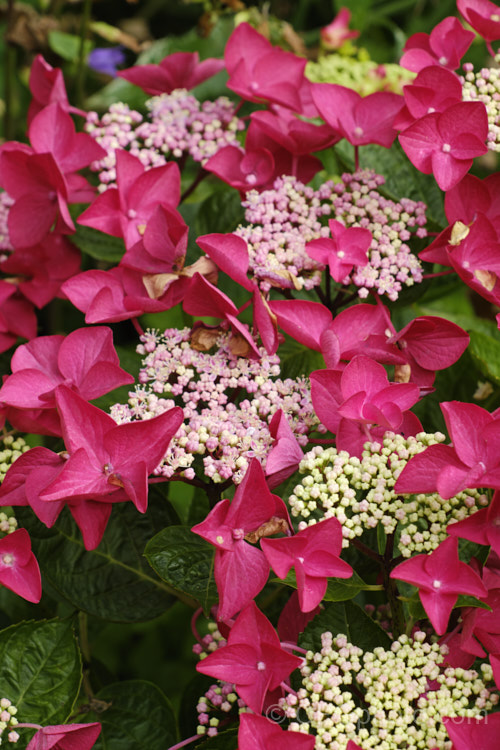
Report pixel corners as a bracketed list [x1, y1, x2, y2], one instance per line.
[288, 432, 487, 556]
[462, 56, 500, 152]
[0, 698, 18, 745]
[282, 632, 498, 749]
[0, 435, 30, 485]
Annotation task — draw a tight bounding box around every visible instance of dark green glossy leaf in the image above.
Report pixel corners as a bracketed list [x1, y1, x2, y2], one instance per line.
[145, 525, 217, 615]
[195, 189, 245, 238]
[17, 489, 180, 622]
[71, 223, 126, 264]
[0, 619, 81, 725]
[299, 600, 391, 652]
[84, 680, 177, 750]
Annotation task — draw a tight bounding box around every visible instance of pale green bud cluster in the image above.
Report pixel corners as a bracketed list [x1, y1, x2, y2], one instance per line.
[0, 698, 19, 745]
[0, 435, 30, 485]
[283, 632, 498, 750]
[306, 53, 414, 95]
[288, 432, 488, 556]
[462, 56, 500, 152]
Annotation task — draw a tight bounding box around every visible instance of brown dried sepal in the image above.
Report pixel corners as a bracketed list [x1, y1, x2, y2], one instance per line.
[190, 324, 222, 352]
[245, 516, 289, 544]
[394, 363, 411, 383]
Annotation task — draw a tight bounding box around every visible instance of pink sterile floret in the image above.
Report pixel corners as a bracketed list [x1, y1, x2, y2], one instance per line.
[390, 536, 487, 635]
[400, 16, 474, 73]
[398, 101, 488, 191]
[196, 600, 302, 713]
[117, 51, 225, 95]
[261, 517, 352, 612]
[191, 458, 290, 621]
[0, 528, 41, 603]
[26, 723, 101, 750]
[238, 713, 315, 750]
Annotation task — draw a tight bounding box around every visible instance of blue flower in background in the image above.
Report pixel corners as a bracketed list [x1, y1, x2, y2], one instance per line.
[87, 46, 127, 76]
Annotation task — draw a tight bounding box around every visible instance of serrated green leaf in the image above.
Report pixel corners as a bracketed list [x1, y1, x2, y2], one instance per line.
[84, 680, 177, 750]
[145, 525, 217, 615]
[17, 489, 181, 622]
[0, 619, 81, 726]
[70, 223, 126, 264]
[273, 569, 367, 602]
[469, 331, 500, 386]
[299, 600, 391, 652]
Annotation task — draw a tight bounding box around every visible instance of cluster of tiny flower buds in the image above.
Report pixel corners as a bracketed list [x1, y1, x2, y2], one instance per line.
[0, 192, 14, 259]
[192, 623, 247, 739]
[306, 54, 413, 96]
[330, 170, 426, 300]
[236, 169, 427, 299]
[282, 632, 498, 750]
[0, 699, 19, 745]
[110, 328, 319, 484]
[288, 432, 487, 556]
[236, 176, 333, 293]
[85, 91, 244, 189]
[462, 56, 500, 152]
[0, 436, 30, 485]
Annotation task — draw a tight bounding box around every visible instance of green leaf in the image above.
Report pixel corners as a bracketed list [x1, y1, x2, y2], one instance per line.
[70, 223, 126, 264]
[278, 335, 325, 379]
[274, 570, 367, 602]
[299, 600, 391, 652]
[17, 489, 181, 622]
[469, 331, 500, 386]
[194, 189, 245, 238]
[48, 30, 93, 62]
[144, 525, 218, 615]
[0, 619, 81, 725]
[84, 680, 177, 750]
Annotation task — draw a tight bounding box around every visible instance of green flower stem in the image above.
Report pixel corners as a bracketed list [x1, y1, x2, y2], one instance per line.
[75, 0, 92, 109]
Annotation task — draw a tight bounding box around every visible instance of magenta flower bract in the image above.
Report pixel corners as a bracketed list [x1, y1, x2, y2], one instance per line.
[443, 712, 500, 749]
[77, 149, 181, 249]
[398, 101, 488, 191]
[191, 458, 290, 620]
[306, 219, 372, 283]
[395, 400, 500, 499]
[261, 517, 352, 612]
[390, 536, 487, 634]
[238, 713, 315, 750]
[320, 8, 360, 50]
[117, 51, 225, 95]
[196, 600, 301, 713]
[0, 528, 41, 603]
[40, 385, 183, 514]
[312, 83, 403, 148]
[457, 0, 500, 43]
[26, 723, 101, 750]
[400, 16, 474, 72]
[224, 23, 306, 111]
